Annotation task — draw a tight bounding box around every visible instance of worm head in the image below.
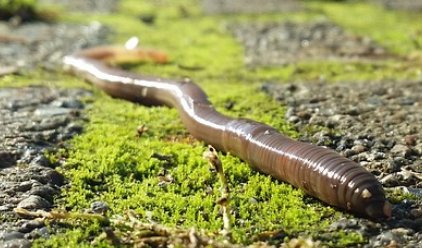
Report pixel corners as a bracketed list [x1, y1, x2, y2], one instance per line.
[364, 200, 392, 219]
[350, 184, 392, 219]
[358, 187, 392, 219]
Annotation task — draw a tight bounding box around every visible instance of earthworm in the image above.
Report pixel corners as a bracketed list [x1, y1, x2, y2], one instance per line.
[63, 46, 392, 219]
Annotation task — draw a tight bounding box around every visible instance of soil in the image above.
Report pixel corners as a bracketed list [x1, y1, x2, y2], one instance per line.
[230, 21, 389, 66]
[262, 79, 422, 247]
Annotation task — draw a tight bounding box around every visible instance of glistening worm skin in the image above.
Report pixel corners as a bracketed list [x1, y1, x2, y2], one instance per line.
[63, 46, 392, 219]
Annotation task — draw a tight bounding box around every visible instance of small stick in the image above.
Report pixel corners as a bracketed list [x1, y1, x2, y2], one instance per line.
[203, 145, 232, 239]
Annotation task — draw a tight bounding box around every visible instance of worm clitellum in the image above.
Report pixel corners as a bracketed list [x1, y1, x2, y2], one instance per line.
[64, 46, 392, 219]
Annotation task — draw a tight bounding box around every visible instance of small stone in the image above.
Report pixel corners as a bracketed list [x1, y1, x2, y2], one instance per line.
[30, 155, 51, 167]
[34, 107, 73, 117]
[372, 152, 385, 160]
[352, 145, 366, 153]
[391, 227, 414, 236]
[377, 230, 401, 244]
[345, 107, 359, 116]
[30, 185, 57, 202]
[0, 205, 10, 211]
[2, 231, 24, 241]
[296, 110, 311, 120]
[357, 152, 369, 161]
[309, 115, 324, 125]
[91, 201, 109, 214]
[380, 174, 400, 186]
[17, 195, 51, 210]
[249, 197, 258, 204]
[390, 144, 411, 158]
[25, 227, 49, 240]
[19, 220, 44, 233]
[41, 170, 65, 186]
[288, 116, 300, 123]
[16, 181, 33, 192]
[66, 123, 83, 134]
[52, 98, 84, 109]
[342, 149, 356, 157]
[386, 158, 406, 173]
[410, 208, 422, 218]
[404, 135, 417, 146]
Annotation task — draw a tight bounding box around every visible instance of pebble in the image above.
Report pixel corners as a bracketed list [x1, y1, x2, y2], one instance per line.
[390, 144, 412, 158]
[24, 227, 50, 240]
[410, 208, 422, 218]
[2, 231, 25, 241]
[18, 220, 45, 234]
[29, 185, 57, 202]
[404, 135, 417, 146]
[17, 195, 51, 210]
[90, 201, 110, 215]
[352, 144, 366, 153]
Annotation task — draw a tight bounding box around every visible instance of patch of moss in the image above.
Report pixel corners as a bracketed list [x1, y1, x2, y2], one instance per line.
[0, 70, 88, 89]
[386, 188, 420, 204]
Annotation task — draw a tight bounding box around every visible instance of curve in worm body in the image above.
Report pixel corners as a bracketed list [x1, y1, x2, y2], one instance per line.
[64, 47, 392, 219]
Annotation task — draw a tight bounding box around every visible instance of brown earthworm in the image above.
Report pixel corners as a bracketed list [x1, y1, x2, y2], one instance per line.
[63, 46, 392, 219]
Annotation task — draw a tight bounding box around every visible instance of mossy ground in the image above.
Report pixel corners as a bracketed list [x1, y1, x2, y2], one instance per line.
[1, 0, 422, 247]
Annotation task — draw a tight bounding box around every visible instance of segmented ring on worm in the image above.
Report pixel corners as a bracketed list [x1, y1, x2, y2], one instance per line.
[63, 46, 392, 219]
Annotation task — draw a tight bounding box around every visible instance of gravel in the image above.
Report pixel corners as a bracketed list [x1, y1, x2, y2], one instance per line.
[0, 86, 91, 245]
[230, 21, 388, 66]
[376, 0, 422, 11]
[39, 0, 118, 13]
[201, 0, 301, 14]
[0, 21, 110, 71]
[261, 79, 421, 247]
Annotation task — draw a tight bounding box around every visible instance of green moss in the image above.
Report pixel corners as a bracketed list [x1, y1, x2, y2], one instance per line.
[386, 188, 420, 204]
[324, 231, 366, 248]
[0, 70, 88, 89]
[0, 0, 36, 12]
[32, 220, 108, 248]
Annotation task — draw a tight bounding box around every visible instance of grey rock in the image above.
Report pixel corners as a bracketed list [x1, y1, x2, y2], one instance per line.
[17, 195, 51, 210]
[18, 220, 44, 233]
[391, 144, 412, 158]
[24, 227, 49, 240]
[29, 155, 51, 167]
[352, 145, 366, 153]
[2, 231, 24, 241]
[30, 185, 57, 202]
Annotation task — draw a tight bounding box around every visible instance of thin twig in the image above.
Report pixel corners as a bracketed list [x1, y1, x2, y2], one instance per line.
[203, 145, 232, 239]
